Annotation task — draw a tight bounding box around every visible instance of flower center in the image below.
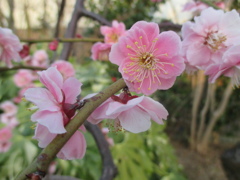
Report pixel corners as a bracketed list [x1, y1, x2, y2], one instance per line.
[204, 31, 227, 52]
[123, 36, 173, 90]
[108, 33, 118, 43]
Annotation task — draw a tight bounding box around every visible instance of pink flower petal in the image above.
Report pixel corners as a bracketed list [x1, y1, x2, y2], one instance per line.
[31, 110, 66, 134]
[38, 67, 64, 103]
[24, 88, 60, 111]
[119, 106, 151, 133]
[57, 130, 86, 160]
[62, 77, 82, 104]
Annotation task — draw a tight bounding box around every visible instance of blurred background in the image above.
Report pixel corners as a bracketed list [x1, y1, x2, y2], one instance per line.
[0, 0, 240, 180]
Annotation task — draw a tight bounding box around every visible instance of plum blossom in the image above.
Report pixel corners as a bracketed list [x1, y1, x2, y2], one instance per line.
[109, 21, 185, 95]
[24, 67, 86, 160]
[48, 40, 59, 51]
[51, 60, 75, 80]
[100, 20, 126, 44]
[88, 92, 168, 133]
[19, 44, 30, 59]
[183, 1, 225, 13]
[91, 42, 111, 61]
[13, 70, 36, 88]
[31, 50, 49, 67]
[0, 101, 18, 127]
[0, 101, 17, 116]
[0, 27, 22, 67]
[205, 45, 240, 86]
[0, 127, 12, 153]
[182, 8, 240, 71]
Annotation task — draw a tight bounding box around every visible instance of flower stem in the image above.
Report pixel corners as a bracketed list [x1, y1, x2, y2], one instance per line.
[20, 38, 103, 43]
[199, 0, 220, 9]
[0, 66, 46, 72]
[15, 78, 126, 180]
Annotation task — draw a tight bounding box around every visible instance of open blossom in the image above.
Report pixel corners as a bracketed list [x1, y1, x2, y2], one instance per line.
[91, 42, 111, 61]
[48, 40, 59, 51]
[0, 127, 12, 153]
[0, 27, 22, 67]
[0, 101, 17, 116]
[205, 45, 240, 86]
[100, 20, 126, 44]
[0, 101, 18, 128]
[183, 1, 225, 13]
[182, 8, 240, 70]
[13, 70, 36, 88]
[109, 21, 185, 95]
[24, 67, 86, 159]
[19, 44, 30, 59]
[88, 92, 168, 133]
[51, 60, 75, 80]
[31, 50, 49, 67]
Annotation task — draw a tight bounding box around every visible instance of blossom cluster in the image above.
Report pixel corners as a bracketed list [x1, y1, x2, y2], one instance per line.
[91, 20, 126, 61]
[182, 7, 240, 86]
[0, 101, 18, 152]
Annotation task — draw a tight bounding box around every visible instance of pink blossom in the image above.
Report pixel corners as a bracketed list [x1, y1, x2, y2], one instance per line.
[100, 20, 126, 44]
[51, 60, 75, 80]
[91, 42, 111, 61]
[48, 40, 59, 51]
[182, 8, 240, 70]
[24, 67, 86, 159]
[88, 93, 168, 133]
[13, 70, 35, 88]
[0, 114, 19, 128]
[19, 44, 30, 59]
[0, 127, 12, 153]
[205, 45, 240, 86]
[14, 85, 35, 104]
[31, 50, 49, 67]
[0, 101, 17, 116]
[183, 1, 225, 13]
[109, 21, 185, 95]
[0, 27, 22, 67]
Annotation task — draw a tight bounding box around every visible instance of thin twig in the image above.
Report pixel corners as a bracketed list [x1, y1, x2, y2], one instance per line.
[85, 122, 117, 180]
[20, 38, 103, 43]
[0, 66, 46, 72]
[16, 78, 126, 180]
[199, 0, 220, 9]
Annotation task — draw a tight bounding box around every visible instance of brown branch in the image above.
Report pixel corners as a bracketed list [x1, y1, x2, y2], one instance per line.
[20, 38, 103, 43]
[54, 0, 66, 38]
[81, 9, 111, 26]
[16, 79, 126, 180]
[60, 0, 111, 60]
[85, 122, 117, 180]
[198, 81, 233, 153]
[159, 22, 182, 32]
[199, 0, 220, 9]
[0, 65, 46, 72]
[190, 70, 205, 149]
[60, 0, 85, 60]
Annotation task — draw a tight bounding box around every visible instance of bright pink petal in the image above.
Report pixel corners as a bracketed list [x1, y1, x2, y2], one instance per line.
[119, 107, 151, 133]
[155, 31, 181, 58]
[62, 77, 82, 104]
[57, 130, 86, 160]
[31, 110, 66, 134]
[38, 67, 63, 103]
[106, 96, 144, 117]
[131, 21, 159, 41]
[34, 124, 56, 148]
[24, 88, 60, 111]
[138, 97, 168, 124]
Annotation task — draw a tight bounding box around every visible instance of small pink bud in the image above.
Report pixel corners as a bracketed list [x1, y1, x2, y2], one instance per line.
[19, 45, 30, 59]
[76, 34, 82, 38]
[48, 40, 59, 51]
